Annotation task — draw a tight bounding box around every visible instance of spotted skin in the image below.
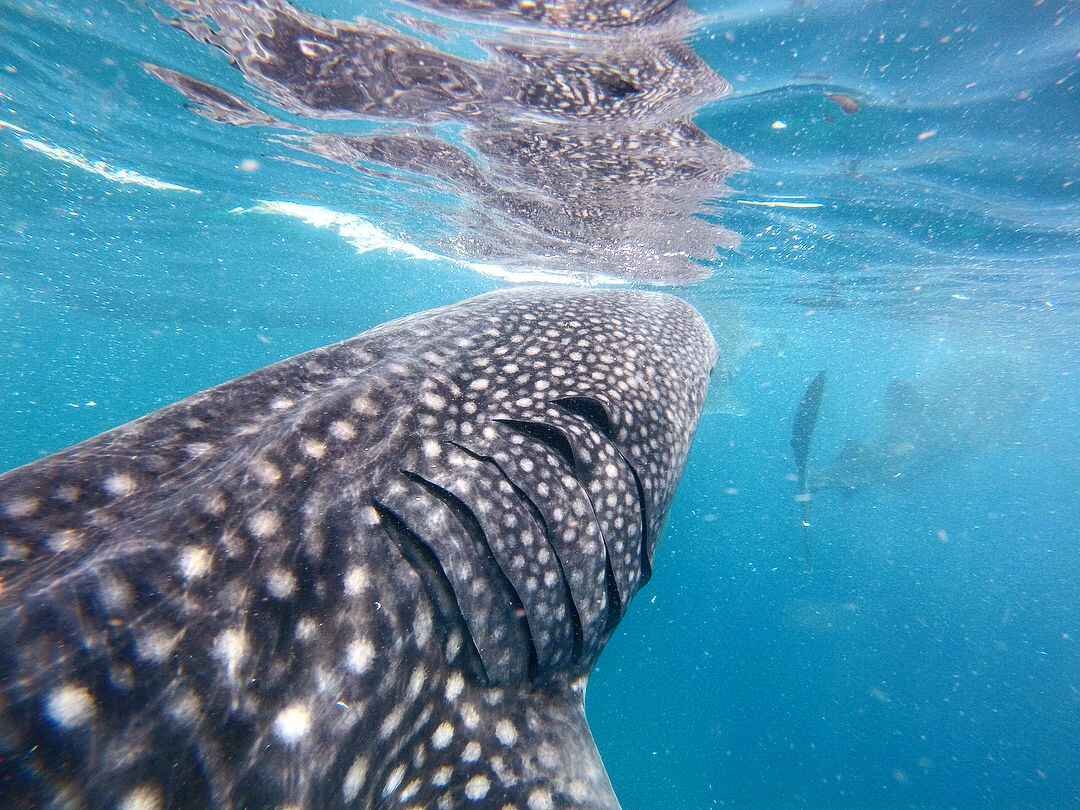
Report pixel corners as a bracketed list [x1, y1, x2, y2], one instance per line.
[0, 288, 716, 809]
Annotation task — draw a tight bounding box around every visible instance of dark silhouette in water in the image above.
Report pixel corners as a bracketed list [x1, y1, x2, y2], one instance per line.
[810, 380, 932, 493]
[791, 370, 827, 497]
[798, 357, 1034, 517]
[790, 370, 826, 571]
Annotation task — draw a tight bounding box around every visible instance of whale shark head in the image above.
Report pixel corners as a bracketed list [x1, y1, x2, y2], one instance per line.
[0, 287, 716, 809]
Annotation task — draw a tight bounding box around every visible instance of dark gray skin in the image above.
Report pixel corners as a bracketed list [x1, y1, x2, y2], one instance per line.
[0, 288, 716, 810]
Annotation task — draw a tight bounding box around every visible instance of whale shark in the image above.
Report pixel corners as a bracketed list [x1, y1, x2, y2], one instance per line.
[0, 287, 716, 809]
[806, 357, 1037, 497]
[809, 380, 930, 494]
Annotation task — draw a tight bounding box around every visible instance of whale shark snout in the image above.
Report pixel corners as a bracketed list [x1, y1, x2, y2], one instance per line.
[0, 287, 714, 810]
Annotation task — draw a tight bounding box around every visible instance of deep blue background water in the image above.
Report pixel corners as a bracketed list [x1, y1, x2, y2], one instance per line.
[2, 0, 1079, 807]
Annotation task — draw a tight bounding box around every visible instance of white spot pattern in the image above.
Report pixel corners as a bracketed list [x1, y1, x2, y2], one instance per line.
[45, 684, 96, 728]
[273, 703, 311, 744]
[0, 287, 716, 810]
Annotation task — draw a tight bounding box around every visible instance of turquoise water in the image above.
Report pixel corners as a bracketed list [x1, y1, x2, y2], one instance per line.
[2, 0, 1079, 807]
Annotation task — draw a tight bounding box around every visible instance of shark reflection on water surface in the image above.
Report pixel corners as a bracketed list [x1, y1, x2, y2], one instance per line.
[147, 0, 748, 284]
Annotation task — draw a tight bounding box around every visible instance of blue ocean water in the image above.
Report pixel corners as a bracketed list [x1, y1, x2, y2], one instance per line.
[1, 0, 1078, 808]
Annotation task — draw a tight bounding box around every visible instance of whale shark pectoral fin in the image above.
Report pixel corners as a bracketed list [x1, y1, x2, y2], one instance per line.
[487, 683, 622, 810]
[392, 678, 621, 809]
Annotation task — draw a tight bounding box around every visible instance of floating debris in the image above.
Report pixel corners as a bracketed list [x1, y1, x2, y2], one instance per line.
[826, 93, 861, 114]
